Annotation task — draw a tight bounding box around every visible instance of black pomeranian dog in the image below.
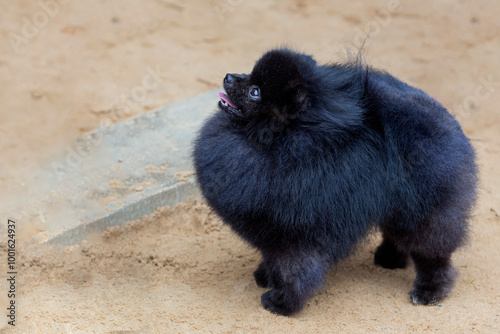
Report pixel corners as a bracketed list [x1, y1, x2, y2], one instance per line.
[193, 48, 478, 316]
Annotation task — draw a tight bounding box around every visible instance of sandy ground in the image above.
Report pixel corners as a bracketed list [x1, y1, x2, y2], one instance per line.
[0, 0, 499, 333]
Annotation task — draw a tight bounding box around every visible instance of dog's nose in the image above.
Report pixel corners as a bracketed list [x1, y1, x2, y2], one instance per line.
[224, 73, 234, 85]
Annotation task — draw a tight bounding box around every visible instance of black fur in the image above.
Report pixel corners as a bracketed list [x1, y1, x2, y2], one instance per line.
[193, 48, 478, 315]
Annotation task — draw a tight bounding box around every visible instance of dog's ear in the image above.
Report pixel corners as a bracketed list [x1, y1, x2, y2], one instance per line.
[288, 68, 310, 113]
[300, 53, 317, 67]
[288, 67, 303, 89]
[296, 88, 309, 113]
[288, 53, 315, 112]
[286, 72, 310, 115]
[276, 87, 308, 122]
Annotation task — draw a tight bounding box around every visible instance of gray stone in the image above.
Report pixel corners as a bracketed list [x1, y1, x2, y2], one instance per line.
[43, 89, 219, 247]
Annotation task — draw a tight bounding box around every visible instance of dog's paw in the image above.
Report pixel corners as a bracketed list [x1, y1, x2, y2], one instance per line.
[410, 287, 441, 305]
[261, 290, 299, 316]
[410, 267, 457, 305]
[261, 290, 291, 316]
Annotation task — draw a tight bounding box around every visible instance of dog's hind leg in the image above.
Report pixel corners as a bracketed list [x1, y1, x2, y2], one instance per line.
[410, 252, 458, 305]
[260, 249, 329, 316]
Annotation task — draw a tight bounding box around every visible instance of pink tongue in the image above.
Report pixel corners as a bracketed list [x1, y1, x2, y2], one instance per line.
[218, 92, 237, 108]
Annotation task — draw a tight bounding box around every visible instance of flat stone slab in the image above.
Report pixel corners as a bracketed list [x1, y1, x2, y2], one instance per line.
[40, 89, 219, 247]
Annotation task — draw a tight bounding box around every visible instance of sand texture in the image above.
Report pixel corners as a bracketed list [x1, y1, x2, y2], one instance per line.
[0, 0, 499, 333]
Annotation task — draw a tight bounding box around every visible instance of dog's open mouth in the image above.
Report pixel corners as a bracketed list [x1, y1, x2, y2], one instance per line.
[218, 92, 241, 115]
[219, 92, 236, 108]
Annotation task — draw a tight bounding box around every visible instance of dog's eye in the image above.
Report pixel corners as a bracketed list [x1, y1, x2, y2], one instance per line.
[249, 86, 260, 100]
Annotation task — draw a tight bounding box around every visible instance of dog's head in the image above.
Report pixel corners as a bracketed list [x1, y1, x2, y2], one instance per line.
[219, 49, 316, 123]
